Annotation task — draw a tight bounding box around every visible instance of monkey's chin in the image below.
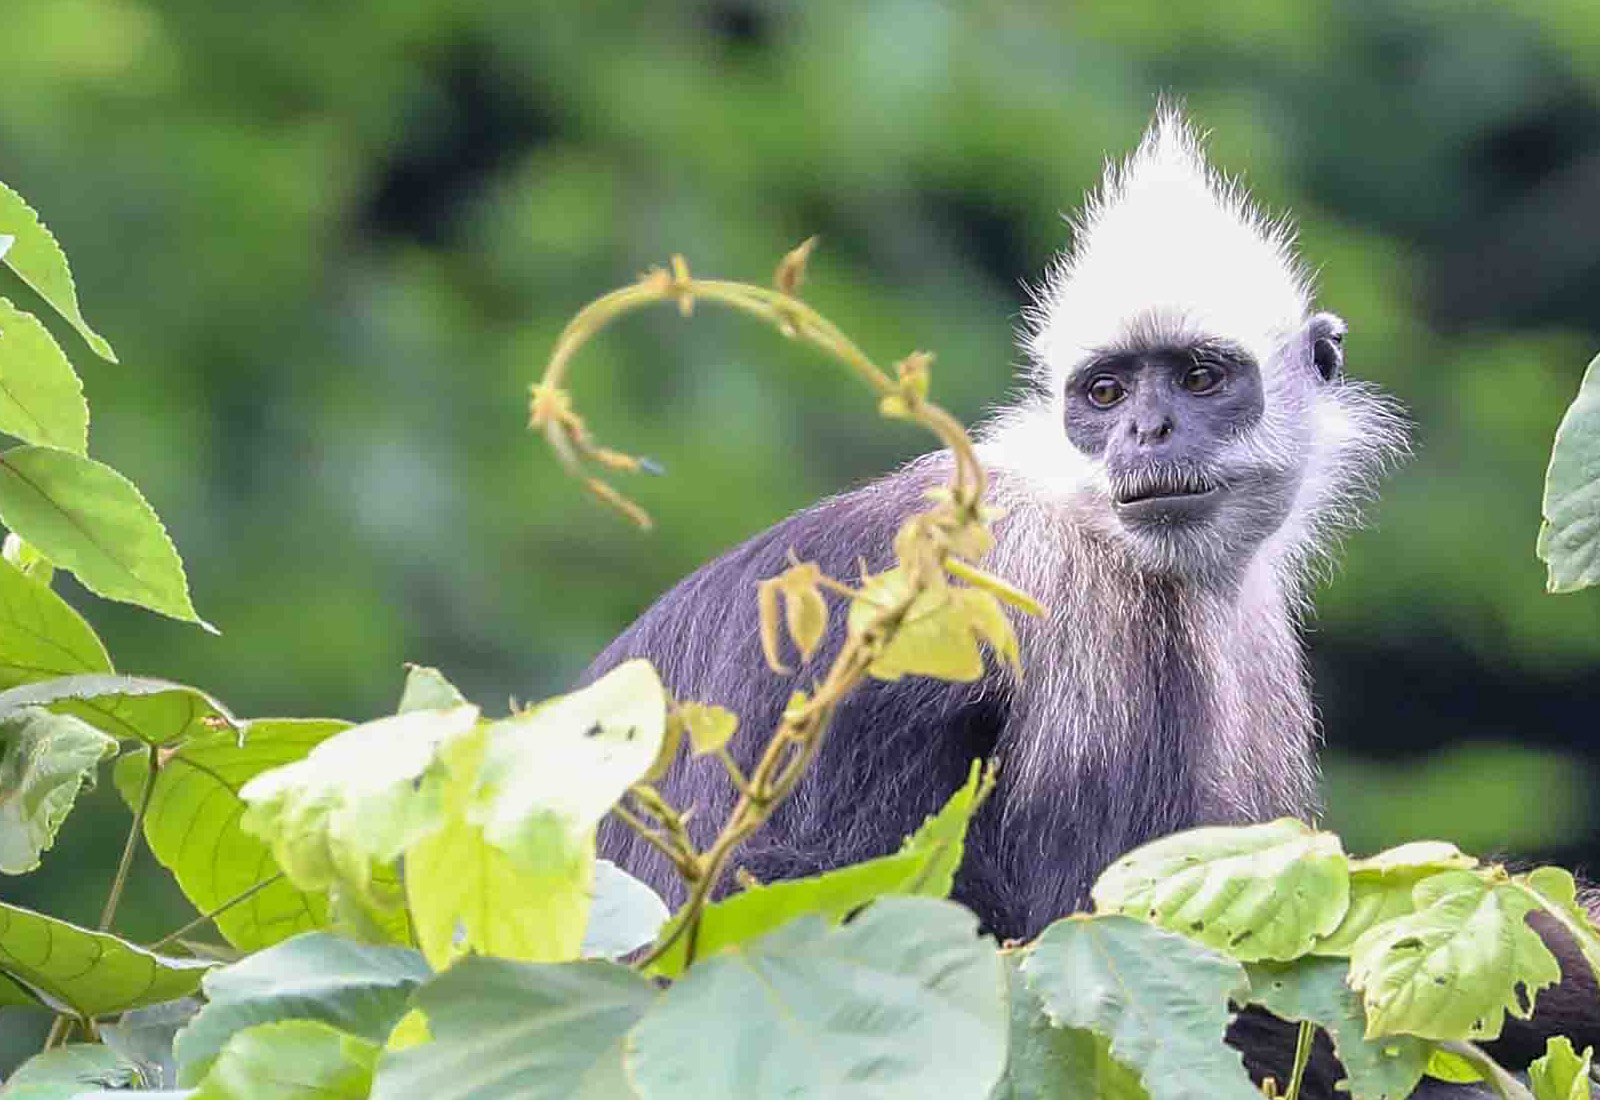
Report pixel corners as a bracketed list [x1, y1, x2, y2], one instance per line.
[1112, 487, 1223, 527]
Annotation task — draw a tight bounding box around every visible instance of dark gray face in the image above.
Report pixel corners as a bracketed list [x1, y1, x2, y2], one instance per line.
[1063, 341, 1265, 530]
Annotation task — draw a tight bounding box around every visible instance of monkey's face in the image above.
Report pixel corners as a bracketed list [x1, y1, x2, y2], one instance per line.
[1060, 323, 1337, 577]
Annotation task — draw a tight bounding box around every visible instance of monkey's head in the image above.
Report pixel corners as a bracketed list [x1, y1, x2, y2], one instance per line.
[983, 107, 1406, 583]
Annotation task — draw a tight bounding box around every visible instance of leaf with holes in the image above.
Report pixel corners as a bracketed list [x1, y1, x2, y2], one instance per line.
[1315, 841, 1477, 957]
[0, 706, 115, 873]
[1346, 870, 1561, 1041]
[1245, 956, 1428, 1100]
[0, 446, 210, 629]
[0, 296, 88, 455]
[174, 933, 428, 1086]
[0, 180, 115, 361]
[0, 558, 111, 693]
[0, 901, 213, 1018]
[1539, 351, 1600, 592]
[1022, 915, 1259, 1100]
[113, 719, 355, 951]
[0, 673, 235, 747]
[372, 956, 658, 1100]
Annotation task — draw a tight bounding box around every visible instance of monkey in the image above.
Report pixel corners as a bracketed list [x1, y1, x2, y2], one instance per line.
[581, 108, 1598, 1097]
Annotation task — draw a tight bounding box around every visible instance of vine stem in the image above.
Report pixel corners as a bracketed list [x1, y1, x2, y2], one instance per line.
[145, 873, 285, 952]
[99, 750, 159, 932]
[1283, 1021, 1314, 1100]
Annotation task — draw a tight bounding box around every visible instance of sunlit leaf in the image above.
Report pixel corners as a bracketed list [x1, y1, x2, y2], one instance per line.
[648, 759, 992, 978]
[396, 664, 468, 714]
[0, 181, 116, 361]
[114, 719, 360, 951]
[756, 561, 828, 672]
[192, 1019, 378, 1100]
[1022, 915, 1259, 1100]
[1516, 866, 1600, 991]
[0, 297, 87, 453]
[406, 723, 592, 969]
[1539, 351, 1600, 592]
[1315, 841, 1477, 957]
[0, 705, 115, 873]
[0, 901, 213, 1018]
[173, 934, 427, 1086]
[1529, 1036, 1594, 1100]
[676, 701, 736, 756]
[0, 446, 210, 629]
[630, 898, 1006, 1099]
[1244, 956, 1428, 1100]
[0, 557, 111, 691]
[371, 956, 657, 1100]
[583, 859, 668, 959]
[1346, 870, 1560, 1040]
[2, 673, 235, 747]
[238, 706, 476, 917]
[1092, 819, 1349, 962]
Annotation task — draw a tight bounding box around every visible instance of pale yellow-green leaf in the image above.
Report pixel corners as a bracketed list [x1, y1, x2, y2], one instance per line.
[849, 567, 1018, 682]
[678, 701, 737, 756]
[1529, 1036, 1594, 1100]
[0, 181, 116, 361]
[0, 297, 88, 453]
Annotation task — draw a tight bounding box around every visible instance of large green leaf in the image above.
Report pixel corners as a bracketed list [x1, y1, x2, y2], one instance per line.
[113, 719, 348, 951]
[583, 860, 668, 959]
[0, 1043, 143, 1098]
[1346, 869, 1561, 1040]
[0, 902, 213, 1018]
[0, 557, 111, 691]
[991, 955, 1148, 1100]
[1, 674, 236, 747]
[0, 447, 209, 629]
[191, 1020, 378, 1100]
[371, 956, 657, 1100]
[0, 706, 115, 873]
[1314, 841, 1478, 956]
[173, 934, 428, 1086]
[469, 659, 666, 876]
[238, 705, 476, 914]
[0, 297, 87, 454]
[648, 758, 992, 977]
[1244, 957, 1428, 1100]
[1539, 351, 1600, 592]
[628, 897, 1007, 1099]
[406, 723, 592, 969]
[1022, 914, 1259, 1100]
[1090, 818, 1349, 962]
[0, 181, 115, 362]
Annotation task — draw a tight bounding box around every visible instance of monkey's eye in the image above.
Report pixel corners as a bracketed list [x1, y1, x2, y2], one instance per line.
[1086, 376, 1125, 408]
[1180, 364, 1223, 394]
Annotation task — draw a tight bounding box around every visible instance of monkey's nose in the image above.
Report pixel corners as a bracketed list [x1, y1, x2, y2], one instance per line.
[1132, 418, 1174, 446]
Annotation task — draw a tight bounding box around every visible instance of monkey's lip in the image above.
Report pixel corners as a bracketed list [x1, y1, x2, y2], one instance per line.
[1112, 484, 1222, 523]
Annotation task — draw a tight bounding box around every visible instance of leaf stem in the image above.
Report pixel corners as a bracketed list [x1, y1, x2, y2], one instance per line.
[100, 750, 159, 932]
[1284, 1021, 1315, 1100]
[1436, 1041, 1535, 1100]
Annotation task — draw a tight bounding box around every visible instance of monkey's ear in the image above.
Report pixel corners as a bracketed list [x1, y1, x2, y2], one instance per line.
[1308, 312, 1345, 382]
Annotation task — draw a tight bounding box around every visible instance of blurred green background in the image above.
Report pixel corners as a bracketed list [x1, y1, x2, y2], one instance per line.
[3, 0, 1600, 1023]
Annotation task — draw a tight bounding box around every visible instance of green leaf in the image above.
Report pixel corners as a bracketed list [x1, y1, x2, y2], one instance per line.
[173, 934, 428, 1087]
[1517, 866, 1600, 991]
[1, 674, 234, 747]
[1244, 956, 1428, 1100]
[0, 298, 87, 455]
[1539, 351, 1600, 592]
[1022, 914, 1260, 1100]
[676, 701, 737, 756]
[1529, 1036, 1594, 1100]
[0, 181, 115, 362]
[0, 557, 111, 691]
[396, 664, 467, 714]
[1091, 818, 1350, 962]
[0, 1043, 144, 1098]
[238, 705, 477, 915]
[583, 860, 668, 959]
[2, 531, 54, 583]
[849, 568, 1020, 681]
[1346, 869, 1561, 1040]
[0, 446, 210, 629]
[113, 719, 351, 952]
[0, 901, 213, 1018]
[1423, 1048, 1485, 1084]
[406, 722, 592, 969]
[192, 1020, 378, 1100]
[647, 759, 993, 977]
[100, 998, 201, 1091]
[991, 955, 1149, 1100]
[1315, 841, 1478, 957]
[629, 897, 1007, 1099]
[371, 956, 658, 1100]
[470, 659, 665, 875]
[0, 706, 115, 873]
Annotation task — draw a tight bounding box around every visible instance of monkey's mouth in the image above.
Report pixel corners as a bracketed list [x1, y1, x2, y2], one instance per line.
[1111, 470, 1222, 523]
